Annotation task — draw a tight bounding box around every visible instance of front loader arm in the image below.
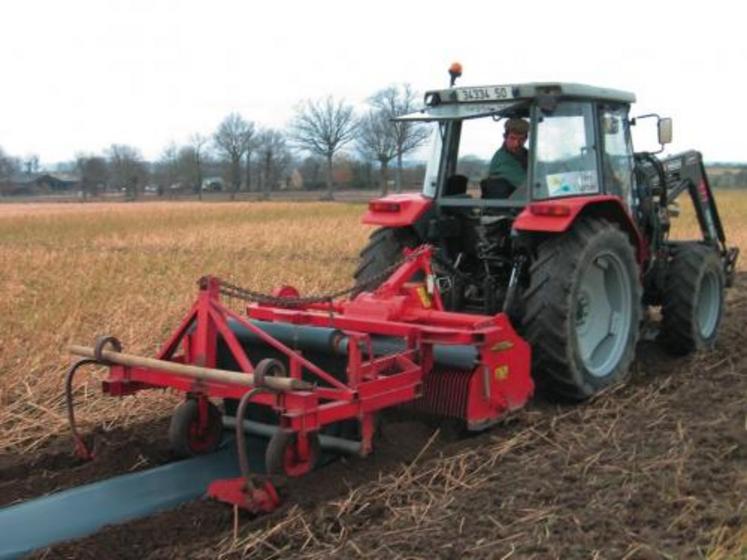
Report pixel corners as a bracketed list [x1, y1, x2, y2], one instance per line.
[653, 150, 738, 284]
[661, 150, 725, 247]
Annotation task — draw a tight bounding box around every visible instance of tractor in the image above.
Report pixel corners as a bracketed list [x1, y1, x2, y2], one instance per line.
[355, 67, 738, 400]
[57, 69, 738, 519]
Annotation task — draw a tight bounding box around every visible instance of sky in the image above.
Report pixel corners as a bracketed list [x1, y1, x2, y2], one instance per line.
[1, 0, 745, 166]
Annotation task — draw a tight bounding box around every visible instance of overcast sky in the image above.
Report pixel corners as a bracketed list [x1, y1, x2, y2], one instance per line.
[1, 0, 744, 165]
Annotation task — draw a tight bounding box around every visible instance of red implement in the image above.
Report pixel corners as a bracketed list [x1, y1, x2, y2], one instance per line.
[70, 245, 533, 511]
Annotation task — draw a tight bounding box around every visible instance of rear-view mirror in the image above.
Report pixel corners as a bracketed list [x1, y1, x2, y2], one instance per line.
[658, 118, 673, 145]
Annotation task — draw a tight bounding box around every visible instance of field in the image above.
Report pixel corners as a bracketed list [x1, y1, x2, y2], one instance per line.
[0, 195, 746, 558]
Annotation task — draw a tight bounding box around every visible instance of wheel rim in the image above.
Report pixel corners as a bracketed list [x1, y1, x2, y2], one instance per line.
[188, 420, 219, 453]
[696, 269, 721, 339]
[170, 399, 222, 456]
[283, 441, 311, 477]
[273, 431, 316, 477]
[187, 403, 221, 453]
[574, 251, 633, 378]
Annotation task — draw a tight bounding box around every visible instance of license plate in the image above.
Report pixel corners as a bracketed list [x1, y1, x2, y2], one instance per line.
[456, 86, 514, 102]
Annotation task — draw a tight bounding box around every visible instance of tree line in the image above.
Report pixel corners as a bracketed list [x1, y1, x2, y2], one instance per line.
[0, 84, 430, 200]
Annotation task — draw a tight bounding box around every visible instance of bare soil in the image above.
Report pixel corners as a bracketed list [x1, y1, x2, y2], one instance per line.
[0, 417, 172, 508]
[6, 275, 747, 559]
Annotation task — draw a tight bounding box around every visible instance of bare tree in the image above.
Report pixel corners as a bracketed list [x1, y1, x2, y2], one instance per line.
[298, 156, 324, 190]
[189, 133, 209, 200]
[157, 142, 179, 196]
[290, 96, 357, 200]
[213, 113, 255, 200]
[107, 144, 147, 200]
[357, 110, 398, 196]
[244, 135, 259, 192]
[23, 154, 40, 175]
[75, 153, 109, 200]
[369, 84, 430, 192]
[256, 129, 291, 199]
[0, 147, 20, 196]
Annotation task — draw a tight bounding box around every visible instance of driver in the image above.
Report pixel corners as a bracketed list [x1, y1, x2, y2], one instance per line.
[486, 117, 529, 195]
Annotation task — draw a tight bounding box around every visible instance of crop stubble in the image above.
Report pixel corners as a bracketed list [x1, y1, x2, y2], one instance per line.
[1, 195, 746, 558]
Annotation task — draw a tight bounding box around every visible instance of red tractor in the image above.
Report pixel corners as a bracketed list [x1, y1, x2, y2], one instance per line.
[355, 76, 738, 400]
[61, 73, 738, 516]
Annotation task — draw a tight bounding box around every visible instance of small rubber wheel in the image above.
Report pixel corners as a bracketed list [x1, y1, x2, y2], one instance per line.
[265, 429, 320, 476]
[169, 399, 223, 457]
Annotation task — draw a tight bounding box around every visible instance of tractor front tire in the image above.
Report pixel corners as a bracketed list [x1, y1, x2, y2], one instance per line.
[523, 218, 641, 400]
[354, 227, 418, 293]
[659, 243, 725, 356]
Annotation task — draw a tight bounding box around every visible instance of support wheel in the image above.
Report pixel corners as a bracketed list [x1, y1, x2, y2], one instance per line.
[523, 218, 641, 400]
[169, 398, 223, 457]
[659, 243, 725, 355]
[265, 429, 320, 477]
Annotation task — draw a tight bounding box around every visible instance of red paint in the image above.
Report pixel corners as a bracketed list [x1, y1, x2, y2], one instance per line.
[514, 195, 617, 232]
[207, 478, 280, 513]
[362, 193, 432, 227]
[513, 195, 647, 262]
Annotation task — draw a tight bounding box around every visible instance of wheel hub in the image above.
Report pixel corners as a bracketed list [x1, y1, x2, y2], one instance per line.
[696, 269, 721, 338]
[575, 292, 591, 331]
[574, 253, 633, 378]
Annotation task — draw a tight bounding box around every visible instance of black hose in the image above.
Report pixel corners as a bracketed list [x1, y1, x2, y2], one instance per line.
[234, 387, 270, 491]
[65, 358, 99, 459]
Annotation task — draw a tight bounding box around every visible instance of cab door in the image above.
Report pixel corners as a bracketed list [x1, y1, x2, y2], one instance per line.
[598, 104, 635, 207]
[532, 101, 600, 200]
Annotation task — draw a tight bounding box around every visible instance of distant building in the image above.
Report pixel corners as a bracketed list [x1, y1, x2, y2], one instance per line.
[1, 172, 80, 196]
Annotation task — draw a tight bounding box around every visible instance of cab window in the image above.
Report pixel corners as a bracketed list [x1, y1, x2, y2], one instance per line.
[443, 114, 531, 201]
[533, 101, 599, 199]
[450, 117, 506, 198]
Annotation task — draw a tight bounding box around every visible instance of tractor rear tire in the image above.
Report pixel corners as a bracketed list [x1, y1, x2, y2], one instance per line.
[659, 243, 725, 356]
[522, 218, 641, 400]
[354, 227, 418, 293]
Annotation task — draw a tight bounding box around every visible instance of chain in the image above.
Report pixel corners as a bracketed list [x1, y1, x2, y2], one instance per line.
[215, 246, 430, 308]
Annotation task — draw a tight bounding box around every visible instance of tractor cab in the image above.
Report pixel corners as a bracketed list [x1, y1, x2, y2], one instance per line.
[397, 82, 654, 211]
[369, 83, 660, 316]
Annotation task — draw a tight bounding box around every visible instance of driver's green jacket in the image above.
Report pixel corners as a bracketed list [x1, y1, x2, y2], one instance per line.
[487, 146, 527, 188]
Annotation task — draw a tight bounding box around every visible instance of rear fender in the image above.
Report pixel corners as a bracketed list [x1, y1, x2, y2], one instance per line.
[362, 193, 433, 228]
[512, 195, 648, 263]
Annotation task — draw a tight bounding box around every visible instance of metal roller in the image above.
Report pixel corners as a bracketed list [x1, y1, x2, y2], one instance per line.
[229, 319, 478, 371]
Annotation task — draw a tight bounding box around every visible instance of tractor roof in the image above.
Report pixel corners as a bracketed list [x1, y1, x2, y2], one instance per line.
[395, 82, 636, 122]
[425, 82, 636, 105]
